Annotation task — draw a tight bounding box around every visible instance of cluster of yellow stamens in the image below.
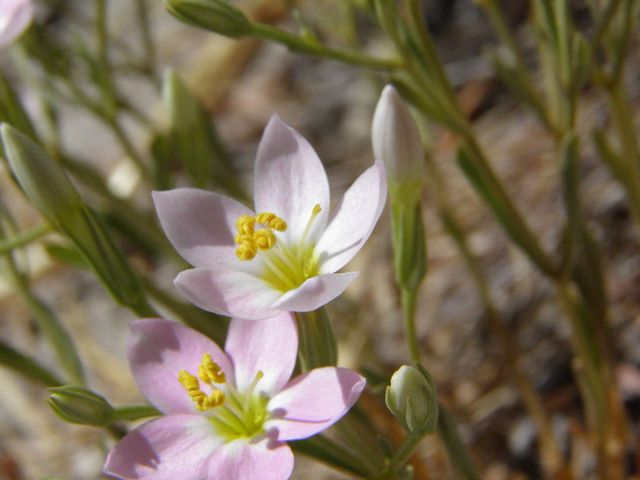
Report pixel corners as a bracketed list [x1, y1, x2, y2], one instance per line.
[235, 212, 287, 261]
[178, 354, 226, 412]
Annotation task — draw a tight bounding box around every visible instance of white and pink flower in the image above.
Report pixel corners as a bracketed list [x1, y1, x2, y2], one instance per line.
[103, 315, 365, 480]
[0, 0, 33, 48]
[153, 114, 387, 320]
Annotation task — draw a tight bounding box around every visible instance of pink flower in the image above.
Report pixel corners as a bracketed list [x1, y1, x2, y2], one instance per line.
[103, 315, 366, 480]
[0, 0, 33, 48]
[153, 114, 386, 320]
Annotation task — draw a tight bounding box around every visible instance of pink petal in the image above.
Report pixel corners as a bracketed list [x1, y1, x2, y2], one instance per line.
[207, 437, 294, 480]
[0, 0, 32, 48]
[224, 313, 297, 397]
[253, 115, 330, 246]
[315, 159, 387, 273]
[175, 268, 282, 320]
[270, 272, 358, 312]
[152, 189, 254, 268]
[265, 367, 366, 441]
[104, 414, 223, 480]
[128, 319, 234, 414]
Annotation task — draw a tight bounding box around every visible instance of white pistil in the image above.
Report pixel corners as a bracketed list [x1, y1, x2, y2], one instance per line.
[211, 405, 247, 434]
[297, 204, 322, 263]
[269, 244, 300, 276]
[243, 371, 264, 415]
[258, 250, 297, 290]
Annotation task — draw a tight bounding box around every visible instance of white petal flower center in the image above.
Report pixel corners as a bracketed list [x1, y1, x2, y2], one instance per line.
[179, 354, 269, 442]
[234, 205, 322, 292]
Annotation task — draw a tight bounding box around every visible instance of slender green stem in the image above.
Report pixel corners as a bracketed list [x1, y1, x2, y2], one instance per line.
[376, 431, 424, 479]
[134, 0, 160, 89]
[0, 223, 52, 254]
[554, 278, 627, 480]
[249, 23, 403, 70]
[0, 212, 84, 385]
[401, 287, 420, 363]
[113, 404, 160, 421]
[436, 404, 481, 480]
[476, 0, 557, 134]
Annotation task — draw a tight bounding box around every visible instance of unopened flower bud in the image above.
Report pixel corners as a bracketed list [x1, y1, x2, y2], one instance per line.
[165, 0, 251, 38]
[385, 364, 438, 434]
[1, 124, 152, 315]
[372, 85, 425, 205]
[47, 386, 115, 427]
[1, 124, 84, 221]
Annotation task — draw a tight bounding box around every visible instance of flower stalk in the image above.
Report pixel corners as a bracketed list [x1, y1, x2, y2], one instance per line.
[294, 308, 337, 371]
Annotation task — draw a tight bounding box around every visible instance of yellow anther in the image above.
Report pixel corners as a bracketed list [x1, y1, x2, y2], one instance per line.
[256, 212, 287, 232]
[236, 237, 257, 261]
[236, 215, 256, 236]
[254, 228, 276, 250]
[179, 366, 225, 412]
[197, 390, 225, 411]
[179, 370, 200, 392]
[312, 204, 322, 215]
[269, 217, 287, 231]
[256, 212, 275, 225]
[199, 354, 226, 384]
[235, 233, 253, 245]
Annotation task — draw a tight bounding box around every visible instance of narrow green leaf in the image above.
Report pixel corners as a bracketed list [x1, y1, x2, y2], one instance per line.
[162, 70, 245, 198]
[456, 146, 559, 277]
[0, 339, 61, 386]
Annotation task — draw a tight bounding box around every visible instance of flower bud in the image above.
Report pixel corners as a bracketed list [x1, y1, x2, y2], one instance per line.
[1, 124, 84, 221]
[46, 386, 115, 427]
[165, 0, 251, 38]
[1, 124, 153, 315]
[372, 85, 425, 206]
[385, 364, 438, 434]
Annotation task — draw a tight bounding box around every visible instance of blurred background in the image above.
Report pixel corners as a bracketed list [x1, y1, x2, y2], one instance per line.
[1, 0, 640, 478]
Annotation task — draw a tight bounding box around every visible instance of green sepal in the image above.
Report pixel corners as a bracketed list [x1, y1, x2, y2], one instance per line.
[390, 201, 427, 291]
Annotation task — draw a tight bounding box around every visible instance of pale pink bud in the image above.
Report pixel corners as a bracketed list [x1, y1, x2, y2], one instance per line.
[372, 85, 425, 203]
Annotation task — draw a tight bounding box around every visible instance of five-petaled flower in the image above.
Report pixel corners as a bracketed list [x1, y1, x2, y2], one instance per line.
[103, 315, 365, 480]
[0, 0, 33, 48]
[153, 114, 387, 320]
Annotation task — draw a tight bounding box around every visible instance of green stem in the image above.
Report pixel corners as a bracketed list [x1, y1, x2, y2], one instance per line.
[134, 0, 160, 89]
[436, 404, 481, 480]
[113, 404, 160, 421]
[554, 278, 627, 479]
[0, 223, 52, 254]
[376, 431, 425, 479]
[401, 288, 420, 363]
[249, 23, 403, 71]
